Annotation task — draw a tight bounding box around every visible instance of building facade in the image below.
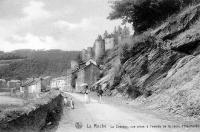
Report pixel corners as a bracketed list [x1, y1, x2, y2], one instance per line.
[0, 79, 7, 88]
[50, 76, 68, 91]
[21, 78, 42, 98]
[7, 80, 21, 89]
[105, 37, 115, 50]
[72, 59, 101, 92]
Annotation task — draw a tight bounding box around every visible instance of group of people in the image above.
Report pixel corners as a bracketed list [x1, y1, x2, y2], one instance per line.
[84, 83, 103, 104]
[63, 83, 104, 109]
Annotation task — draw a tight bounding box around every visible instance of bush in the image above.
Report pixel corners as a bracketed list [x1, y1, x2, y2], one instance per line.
[108, 0, 199, 33]
[143, 90, 153, 98]
[127, 85, 142, 99]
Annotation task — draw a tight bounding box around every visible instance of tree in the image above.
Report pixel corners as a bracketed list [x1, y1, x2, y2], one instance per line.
[76, 53, 83, 64]
[0, 51, 4, 54]
[122, 26, 130, 38]
[71, 73, 77, 89]
[108, 0, 197, 34]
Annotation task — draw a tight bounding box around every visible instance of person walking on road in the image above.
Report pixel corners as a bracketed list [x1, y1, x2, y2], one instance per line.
[70, 98, 75, 109]
[97, 84, 103, 103]
[84, 85, 90, 103]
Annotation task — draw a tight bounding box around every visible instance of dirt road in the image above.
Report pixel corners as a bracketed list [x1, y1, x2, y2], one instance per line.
[54, 93, 200, 132]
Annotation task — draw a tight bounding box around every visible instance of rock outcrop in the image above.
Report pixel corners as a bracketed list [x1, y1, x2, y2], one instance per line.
[107, 4, 200, 120]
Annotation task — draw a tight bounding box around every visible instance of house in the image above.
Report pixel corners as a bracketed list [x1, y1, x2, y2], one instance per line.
[20, 78, 42, 98]
[41, 76, 52, 91]
[50, 76, 67, 91]
[72, 59, 101, 92]
[7, 80, 21, 89]
[0, 79, 7, 88]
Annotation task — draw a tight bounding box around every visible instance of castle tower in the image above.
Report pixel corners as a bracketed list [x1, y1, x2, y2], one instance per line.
[94, 35, 105, 61]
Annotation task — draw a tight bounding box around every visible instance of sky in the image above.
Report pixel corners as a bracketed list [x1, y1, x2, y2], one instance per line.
[0, 0, 133, 52]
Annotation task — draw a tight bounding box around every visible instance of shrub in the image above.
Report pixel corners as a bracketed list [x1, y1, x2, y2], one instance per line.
[108, 0, 199, 33]
[127, 85, 142, 99]
[143, 90, 153, 98]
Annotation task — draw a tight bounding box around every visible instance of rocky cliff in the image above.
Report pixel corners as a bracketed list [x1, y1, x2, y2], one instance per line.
[106, 4, 200, 120]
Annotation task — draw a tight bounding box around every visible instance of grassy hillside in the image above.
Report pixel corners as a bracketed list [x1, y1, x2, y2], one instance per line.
[0, 49, 80, 80]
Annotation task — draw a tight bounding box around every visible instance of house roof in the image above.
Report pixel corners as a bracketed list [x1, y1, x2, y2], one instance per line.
[8, 80, 21, 83]
[51, 76, 67, 81]
[42, 76, 52, 80]
[92, 74, 111, 87]
[0, 79, 6, 82]
[71, 59, 100, 74]
[21, 78, 41, 87]
[85, 59, 97, 66]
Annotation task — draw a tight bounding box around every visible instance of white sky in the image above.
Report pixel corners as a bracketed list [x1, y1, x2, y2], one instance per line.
[0, 0, 133, 52]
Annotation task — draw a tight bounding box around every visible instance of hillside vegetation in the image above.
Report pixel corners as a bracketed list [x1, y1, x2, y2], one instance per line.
[0, 50, 79, 80]
[109, 0, 199, 33]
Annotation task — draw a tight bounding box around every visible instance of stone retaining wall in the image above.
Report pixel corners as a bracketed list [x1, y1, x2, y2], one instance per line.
[0, 90, 64, 132]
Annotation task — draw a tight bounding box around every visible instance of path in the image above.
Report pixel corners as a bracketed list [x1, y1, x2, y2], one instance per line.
[55, 92, 200, 132]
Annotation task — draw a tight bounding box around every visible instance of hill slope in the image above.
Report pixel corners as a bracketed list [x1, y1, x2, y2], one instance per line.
[0, 49, 79, 80]
[104, 4, 200, 120]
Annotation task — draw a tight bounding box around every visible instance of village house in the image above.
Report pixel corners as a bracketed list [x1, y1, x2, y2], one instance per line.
[0, 79, 7, 88]
[20, 78, 43, 98]
[41, 76, 52, 91]
[7, 80, 21, 89]
[72, 59, 101, 92]
[50, 76, 67, 91]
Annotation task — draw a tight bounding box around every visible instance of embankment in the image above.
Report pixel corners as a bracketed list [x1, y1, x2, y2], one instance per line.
[104, 4, 200, 120]
[0, 90, 64, 132]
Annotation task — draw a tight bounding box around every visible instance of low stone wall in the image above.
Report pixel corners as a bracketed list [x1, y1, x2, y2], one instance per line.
[0, 90, 64, 132]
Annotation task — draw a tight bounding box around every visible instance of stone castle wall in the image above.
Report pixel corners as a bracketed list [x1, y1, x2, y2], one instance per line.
[105, 37, 115, 50]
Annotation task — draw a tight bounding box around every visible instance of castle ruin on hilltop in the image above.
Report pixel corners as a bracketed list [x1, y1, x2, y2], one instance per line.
[67, 26, 132, 91]
[80, 25, 132, 63]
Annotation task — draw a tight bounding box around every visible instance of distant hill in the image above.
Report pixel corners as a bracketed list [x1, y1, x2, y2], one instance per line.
[0, 49, 80, 80]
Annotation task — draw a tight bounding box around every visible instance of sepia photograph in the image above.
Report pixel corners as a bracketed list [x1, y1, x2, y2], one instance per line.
[0, 0, 200, 132]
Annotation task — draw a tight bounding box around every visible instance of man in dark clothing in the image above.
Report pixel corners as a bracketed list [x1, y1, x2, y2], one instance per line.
[97, 84, 103, 103]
